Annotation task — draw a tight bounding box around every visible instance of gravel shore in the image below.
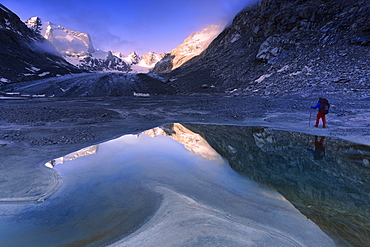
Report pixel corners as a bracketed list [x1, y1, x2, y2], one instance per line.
[0, 95, 369, 203]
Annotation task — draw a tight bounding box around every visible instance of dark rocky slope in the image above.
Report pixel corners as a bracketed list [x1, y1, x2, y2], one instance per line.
[166, 0, 370, 97]
[0, 4, 82, 84]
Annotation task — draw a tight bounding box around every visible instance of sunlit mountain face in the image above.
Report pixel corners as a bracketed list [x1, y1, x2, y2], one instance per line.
[152, 25, 224, 73]
[24, 16, 131, 72]
[0, 4, 82, 83]
[166, 0, 370, 97]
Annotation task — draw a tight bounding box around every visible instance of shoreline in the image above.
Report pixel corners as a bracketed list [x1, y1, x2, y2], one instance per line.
[0, 95, 369, 203]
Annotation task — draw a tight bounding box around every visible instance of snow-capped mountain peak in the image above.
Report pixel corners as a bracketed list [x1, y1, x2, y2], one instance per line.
[24, 17, 222, 74]
[25, 16, 132, 72]
[0, 5, 81, 82]
[123, 51, 141, 65]
[174, 24, 223, 56]
[152, 24, 224, 73]
[139, 52, 165, 67]
[25, 17, 95, 55]
[122, 51, 165, 73]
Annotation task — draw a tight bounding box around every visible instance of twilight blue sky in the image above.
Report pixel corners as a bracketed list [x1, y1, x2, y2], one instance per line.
[2, 0, 257, 55]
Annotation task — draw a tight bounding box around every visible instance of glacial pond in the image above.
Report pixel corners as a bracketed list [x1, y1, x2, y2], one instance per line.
[0, 123, 369, 247]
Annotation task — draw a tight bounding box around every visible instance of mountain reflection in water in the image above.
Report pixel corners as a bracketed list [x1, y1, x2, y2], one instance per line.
[183, 123, 370, 247]
[0, 123, 368, 247]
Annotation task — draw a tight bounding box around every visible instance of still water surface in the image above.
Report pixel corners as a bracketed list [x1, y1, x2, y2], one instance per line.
[0, 123, 368, 246]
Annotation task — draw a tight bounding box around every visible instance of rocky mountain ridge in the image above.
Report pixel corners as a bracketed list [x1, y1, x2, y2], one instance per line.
[125, 51, 166, 73]
[2, 0, 369, 99]
[1, 4, 224, 86]
[166, 0, 370, 98]
[25, 17, 131, 72]
[25, 16, 164, 73]
[0, 4, 82, 83]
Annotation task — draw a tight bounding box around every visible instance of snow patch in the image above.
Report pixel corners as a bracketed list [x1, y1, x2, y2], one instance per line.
[0, 78, 9, 83]
[5, 92, 20, 95]
[255, 73, 273, 83]
[277, 65, 289, 73]
[4, 19, 10, 27]
[130, 65, 152, 73]
[26, 67, 41, 72]
[0, 5, 9, 13]
[134, 92, 150, 97]
[38, 72, 50, 77]
[93, 49, 110, 60]
[230, 34, 241, 43]
[289, 71, 303, 76]
[64, 55, 80, 66]
[137, 60, 156, 68]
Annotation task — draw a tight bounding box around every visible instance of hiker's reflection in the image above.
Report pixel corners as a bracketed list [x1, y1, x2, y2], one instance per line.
[307, 136, 325, 160]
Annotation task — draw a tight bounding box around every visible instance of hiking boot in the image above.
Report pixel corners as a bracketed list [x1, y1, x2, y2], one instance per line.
[323, 126, 327, 128]
[314, 125, 318, 127]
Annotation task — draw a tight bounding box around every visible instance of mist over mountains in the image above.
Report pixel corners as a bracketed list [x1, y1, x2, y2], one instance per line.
[0, 2, 369, 245]
[0, 0, 369, 99]
[0, 1, 224, 96]
[24, 17, 165, 73]
[0, 2, 223, 87]
[0, 4, 81, 83]
[23, 15, 223, 75]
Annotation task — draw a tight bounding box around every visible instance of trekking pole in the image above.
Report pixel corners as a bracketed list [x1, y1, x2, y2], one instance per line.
[309, 108, 312, 127]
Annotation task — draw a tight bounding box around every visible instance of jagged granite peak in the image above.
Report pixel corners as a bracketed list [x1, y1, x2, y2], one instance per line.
[139, 51, 165, 67]
[107, 50, 114, 59]
[25, 16, 42, 34]
[46, 22, 95, 54]
[112, 51, 123, 59]
[0, 6, 41, 40]
[123, 51, 165, 73]
[0, 4, 82, 84]
[124, 51, 141, 65]
[152, 24, 224, 73]
[25, 17, 95, 54]
[175, 25, 224, 56]
[25, 16, 130, 72]
[166, 0, 370, 98]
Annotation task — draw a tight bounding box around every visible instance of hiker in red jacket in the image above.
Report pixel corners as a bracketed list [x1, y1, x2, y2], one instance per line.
[311, 97, 330, 128]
